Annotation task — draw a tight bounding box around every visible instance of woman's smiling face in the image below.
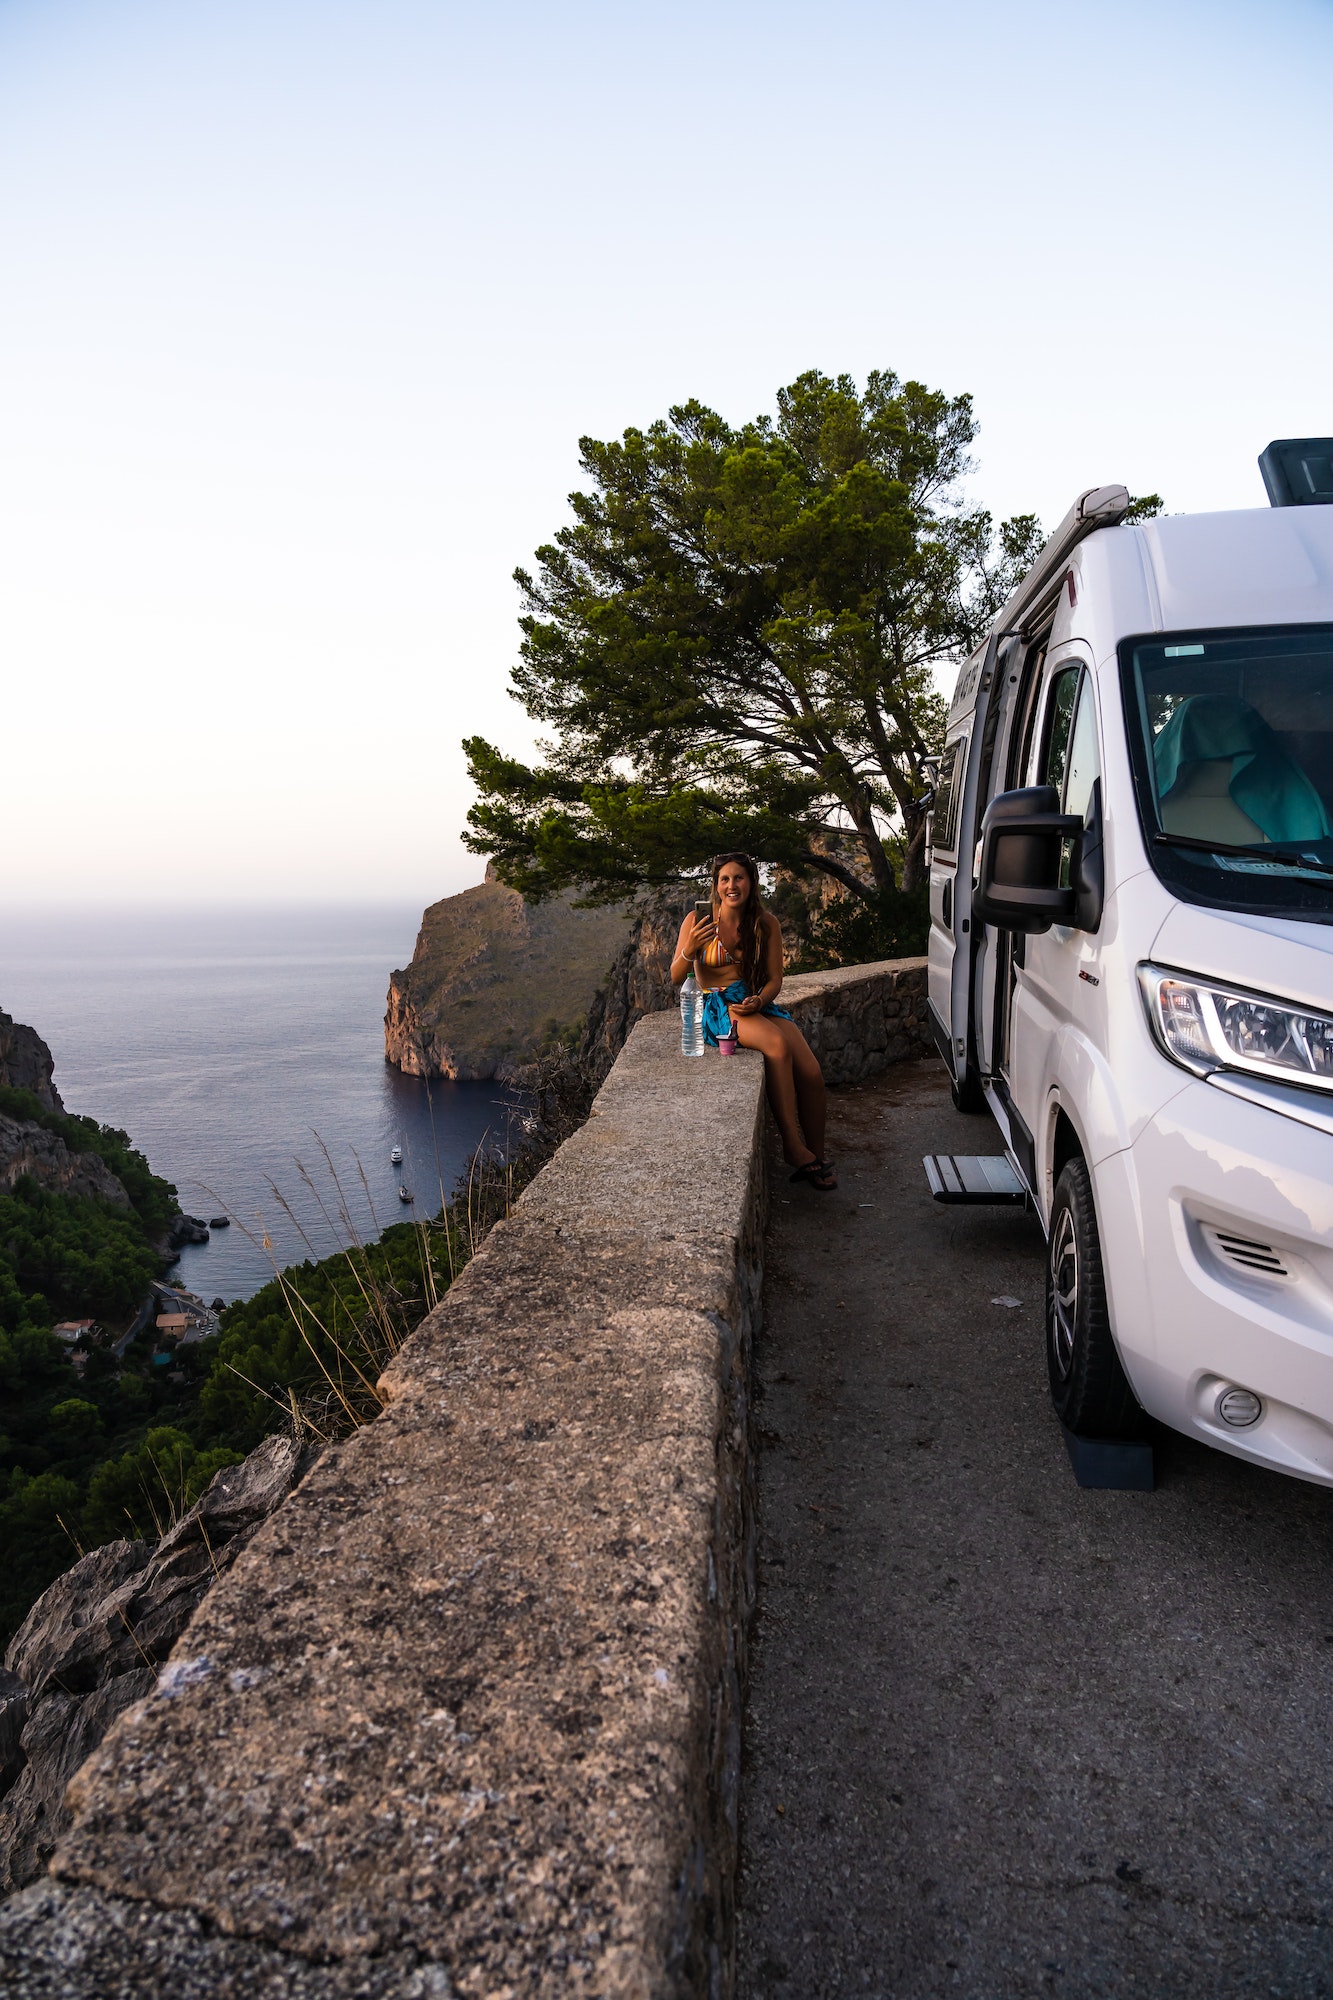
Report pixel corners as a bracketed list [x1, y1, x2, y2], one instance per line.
[716, 862, 752, 908]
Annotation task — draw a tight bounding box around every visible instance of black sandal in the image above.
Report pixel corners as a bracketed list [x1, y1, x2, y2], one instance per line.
[789, 1157, 837, 1191]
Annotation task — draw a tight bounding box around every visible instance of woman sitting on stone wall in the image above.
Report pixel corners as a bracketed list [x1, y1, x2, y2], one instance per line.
[670, 853, 836, 1190]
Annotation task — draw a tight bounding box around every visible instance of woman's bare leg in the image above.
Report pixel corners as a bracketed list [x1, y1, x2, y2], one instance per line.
[783, 1023, 827, 1159]
[732, 1014, 815, 1165]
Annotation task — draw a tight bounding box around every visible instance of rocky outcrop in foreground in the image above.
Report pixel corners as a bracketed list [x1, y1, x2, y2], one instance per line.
[0, 1435, 314, 1895]
[384, 868, 634, 1081]
[0, 1009, 63, 1113]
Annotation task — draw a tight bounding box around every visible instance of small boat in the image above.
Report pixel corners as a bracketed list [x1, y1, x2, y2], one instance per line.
[398, 1185, 413, 1204]
[390, 1144, 402, 1165]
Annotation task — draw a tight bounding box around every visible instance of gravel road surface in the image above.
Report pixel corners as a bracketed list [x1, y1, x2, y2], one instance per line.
[738, 1061, 1333, 2000]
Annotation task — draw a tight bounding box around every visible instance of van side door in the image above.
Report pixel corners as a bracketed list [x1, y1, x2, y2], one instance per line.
[1006, 655, 1101, 1193]
[926, 728, 970, 1065]
[969, 633, 1051, 1094]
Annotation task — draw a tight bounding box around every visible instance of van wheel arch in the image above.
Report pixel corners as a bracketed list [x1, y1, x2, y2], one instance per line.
[1050, 1106, 1083, 1199]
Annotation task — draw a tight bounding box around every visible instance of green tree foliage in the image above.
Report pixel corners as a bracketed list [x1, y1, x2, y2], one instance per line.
[202, 1216, 462, 1448]
[0, 1092, 204, 1641]
[775, 876, 932, 971]
[465, 368, 1046, 902]
[0, 1177, 162, 1323]
[0, 1469, 82, 1642]
[81, 1426, 243, 1545]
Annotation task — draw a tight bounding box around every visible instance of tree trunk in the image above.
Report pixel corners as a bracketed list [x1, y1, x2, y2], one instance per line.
[847, 798, 897, 894]
[900, 806, 929, 893]
[798, 851, 877, 900]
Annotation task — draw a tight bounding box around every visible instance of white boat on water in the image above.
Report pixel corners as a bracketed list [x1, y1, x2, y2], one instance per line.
[390, 1144, 402, 1165]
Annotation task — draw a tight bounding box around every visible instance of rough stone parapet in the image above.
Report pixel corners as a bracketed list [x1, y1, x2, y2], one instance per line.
[781, 956, 930, 1084]
[6, 1018, 768, 1998]
[0, 963, 930, 1997]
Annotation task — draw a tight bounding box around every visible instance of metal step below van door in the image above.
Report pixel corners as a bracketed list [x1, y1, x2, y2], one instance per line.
[923, 1154, 1028, 1205]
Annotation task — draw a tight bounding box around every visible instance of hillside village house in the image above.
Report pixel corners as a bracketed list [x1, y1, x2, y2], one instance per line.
[51, 1319, 100, 1345]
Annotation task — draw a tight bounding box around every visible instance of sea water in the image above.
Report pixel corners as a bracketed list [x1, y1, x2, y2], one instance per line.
[0, 904, 524, 1302]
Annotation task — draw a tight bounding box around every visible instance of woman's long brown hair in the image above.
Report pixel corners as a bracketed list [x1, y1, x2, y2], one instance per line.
[711, 852, 766, 991]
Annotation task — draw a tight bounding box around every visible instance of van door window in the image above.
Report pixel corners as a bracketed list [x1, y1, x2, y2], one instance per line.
[1038, 667, 1080, 793]
[929, 737, 965, 854]
[1063, 675, 1101, 823]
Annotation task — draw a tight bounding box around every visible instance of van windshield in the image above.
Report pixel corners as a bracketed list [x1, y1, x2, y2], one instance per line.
[1120, 624, 1333, 922]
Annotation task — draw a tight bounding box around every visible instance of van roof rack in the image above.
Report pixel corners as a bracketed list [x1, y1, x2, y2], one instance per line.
[996, 484, 1130, 639]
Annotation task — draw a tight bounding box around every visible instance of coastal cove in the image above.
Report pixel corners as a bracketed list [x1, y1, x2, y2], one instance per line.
[0, 905, 523, 1303]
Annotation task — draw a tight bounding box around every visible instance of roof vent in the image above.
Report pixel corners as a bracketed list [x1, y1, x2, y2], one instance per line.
[1259, 438, 1333, 507]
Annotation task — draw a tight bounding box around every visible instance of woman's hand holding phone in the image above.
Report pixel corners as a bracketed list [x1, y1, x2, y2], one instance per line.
[684, 903, 716, 956]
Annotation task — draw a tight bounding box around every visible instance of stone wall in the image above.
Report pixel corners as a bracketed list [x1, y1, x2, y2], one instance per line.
[781, 957, 931, 1084]
[0, 960, 930, 1998]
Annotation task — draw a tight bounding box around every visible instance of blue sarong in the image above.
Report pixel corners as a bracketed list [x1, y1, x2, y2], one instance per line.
[701, 980, 791, 1048]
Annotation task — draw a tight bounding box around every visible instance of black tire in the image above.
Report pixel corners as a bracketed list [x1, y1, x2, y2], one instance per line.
[1046, 1156, 1142, 1438]
[950, 1067, 987, 1114]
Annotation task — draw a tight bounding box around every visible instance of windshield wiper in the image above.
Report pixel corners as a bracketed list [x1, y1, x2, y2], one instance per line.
[1153, 831, 1333, 879]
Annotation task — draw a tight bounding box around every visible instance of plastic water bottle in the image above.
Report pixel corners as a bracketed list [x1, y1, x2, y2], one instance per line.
[680, 975, 706, 1057]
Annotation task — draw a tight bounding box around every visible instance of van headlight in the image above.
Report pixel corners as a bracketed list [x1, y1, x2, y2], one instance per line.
[1138, 963, 1333, 1091]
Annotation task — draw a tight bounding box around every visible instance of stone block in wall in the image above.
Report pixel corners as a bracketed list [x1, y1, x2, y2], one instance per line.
[782, 959, 930, 1085]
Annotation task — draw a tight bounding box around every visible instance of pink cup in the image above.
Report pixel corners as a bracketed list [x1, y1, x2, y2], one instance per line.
[717, 1033, 739, 1057]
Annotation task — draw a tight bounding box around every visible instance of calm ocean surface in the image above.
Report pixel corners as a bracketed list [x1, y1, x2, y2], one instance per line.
[0, 904, 521, 1303]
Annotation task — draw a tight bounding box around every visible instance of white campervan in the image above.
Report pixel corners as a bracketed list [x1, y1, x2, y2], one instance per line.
[927, 440, 1333, 1486]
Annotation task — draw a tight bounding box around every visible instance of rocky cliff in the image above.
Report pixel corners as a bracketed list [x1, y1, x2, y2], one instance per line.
[0, 1010, 63, 1113]
[0, 1114, 132, 1208]
[578, 887, 695, 1083]
[0, 1015, 132, 1206]
[384, 869, 635, 1082]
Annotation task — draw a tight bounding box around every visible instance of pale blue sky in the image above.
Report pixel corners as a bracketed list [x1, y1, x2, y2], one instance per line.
[1, 0, 1329, 906]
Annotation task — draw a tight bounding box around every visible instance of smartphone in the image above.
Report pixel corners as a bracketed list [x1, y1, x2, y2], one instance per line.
[694, 898, 713, 922]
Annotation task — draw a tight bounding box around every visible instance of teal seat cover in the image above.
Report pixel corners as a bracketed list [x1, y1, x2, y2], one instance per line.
[1153, 694, 1332, 844]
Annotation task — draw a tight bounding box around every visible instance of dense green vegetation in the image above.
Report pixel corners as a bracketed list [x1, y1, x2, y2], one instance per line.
[775, 872, 932, 971]
[0, 1092, 238, 1641]
[201, 1215, 462, 1448]
[0, 1082, 499, 1648]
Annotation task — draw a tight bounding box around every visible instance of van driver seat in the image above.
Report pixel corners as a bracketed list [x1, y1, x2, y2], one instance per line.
[1154, 694, 1332, 848]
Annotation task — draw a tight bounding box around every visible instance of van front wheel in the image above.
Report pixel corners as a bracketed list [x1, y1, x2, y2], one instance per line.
[1046, 1157, 1141, 1439]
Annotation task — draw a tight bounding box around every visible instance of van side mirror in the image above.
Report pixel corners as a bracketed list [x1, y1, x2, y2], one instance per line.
[972, 786, 1081, 933]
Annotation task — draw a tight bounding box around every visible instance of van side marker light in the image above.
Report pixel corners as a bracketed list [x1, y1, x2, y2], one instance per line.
[1060, 1424, 1155, 1491]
